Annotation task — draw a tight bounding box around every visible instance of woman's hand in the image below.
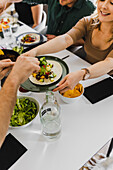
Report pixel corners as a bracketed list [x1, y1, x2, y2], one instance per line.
[0, 59, 14, 80]
[53, 70, 84, 93]
[21, 48, 38, 58]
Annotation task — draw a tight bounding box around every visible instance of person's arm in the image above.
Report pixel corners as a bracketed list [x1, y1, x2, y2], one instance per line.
[31, 4, 43, 28]
[53, 57, 113, 93]
[0, 2, 12, 14]
[46, 35, 84, 45]
[85, 57, 113, 79]
[0, 0, 22, 14]
[22, 17, 88, 57]
[0, 59, 14, 80]
[0, 76, 18, 147]
[0, 56, 40, 147]
[46, 34, 56, 41]
[22, 34, 74, 57]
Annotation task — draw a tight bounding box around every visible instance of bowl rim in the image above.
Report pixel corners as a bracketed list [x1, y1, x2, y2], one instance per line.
[59, 84, 84, 99]
[9, 96, 40, 128]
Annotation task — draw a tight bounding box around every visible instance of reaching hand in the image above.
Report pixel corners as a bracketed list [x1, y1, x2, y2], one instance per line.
[46, 34, 56, 41]
[53, 70, 84, 93]
[21, 49, 37, 58]
[32, 23, 38, 29]
[10, 55, 40, 85]
[0, 59, 14, 80]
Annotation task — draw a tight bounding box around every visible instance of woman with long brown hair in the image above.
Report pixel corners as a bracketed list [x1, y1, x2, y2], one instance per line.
[23, 0, 113, 93]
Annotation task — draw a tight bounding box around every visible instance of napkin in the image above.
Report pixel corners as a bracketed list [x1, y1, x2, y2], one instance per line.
[83, 77, 113, 104]
[0, 133, 27, 170]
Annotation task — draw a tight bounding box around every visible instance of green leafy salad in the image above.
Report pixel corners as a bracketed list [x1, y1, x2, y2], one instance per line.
[12, 46, 24, 55]
[10, 98, 38, 127]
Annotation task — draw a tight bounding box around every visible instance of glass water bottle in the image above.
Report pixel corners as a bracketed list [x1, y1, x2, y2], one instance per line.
[39, 91, 61, 139]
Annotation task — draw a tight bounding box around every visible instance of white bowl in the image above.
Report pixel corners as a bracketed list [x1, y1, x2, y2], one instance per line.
[59, 84, 84, 104]
[9, 96, 39, 128]
[17, 90, 31, 96]
[17, 86, 31, 96]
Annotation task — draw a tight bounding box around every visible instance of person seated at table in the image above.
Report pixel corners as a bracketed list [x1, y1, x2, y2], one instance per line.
[0, 0, 40, 144]
[18, 0, 95, 42]
[14, 2, 43, 28]
[0, 55, 40, 147]
[0, 1, 43, 29]
[21, 0, 113, 93]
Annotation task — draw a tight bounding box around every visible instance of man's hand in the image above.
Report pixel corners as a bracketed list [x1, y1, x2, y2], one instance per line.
[0, 59, 14, 80]
[32, 23, 38, 29]
[9, 55, 40, 85]
[46, 34, 56, 41]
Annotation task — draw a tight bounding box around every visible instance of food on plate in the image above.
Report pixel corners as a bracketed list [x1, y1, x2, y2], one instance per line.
[0, 49, 4, 55]
[0, 18, 10, 25]
[0, 18, 10, 32]
[61, 83, 83, 98]
[21, 33, 40, 43]
[13, 46, 24, 55]
[29, 57, 62, 85]
[33, 57, 56, 82]
[0, 24, 2, 32]
[10, 97, 38, 127]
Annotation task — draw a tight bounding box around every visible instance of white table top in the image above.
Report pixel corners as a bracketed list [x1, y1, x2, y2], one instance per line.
[7, 48, 113, 170]
[1, 19, 112, 170]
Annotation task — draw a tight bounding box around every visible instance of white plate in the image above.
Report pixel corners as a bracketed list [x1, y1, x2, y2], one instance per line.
[17, 32, 43, 46]
[29, 60, 62, 85]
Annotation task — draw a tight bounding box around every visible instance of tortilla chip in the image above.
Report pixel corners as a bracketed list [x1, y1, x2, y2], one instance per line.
[0, 49, 4, 55]
[62, 83, 83, 98]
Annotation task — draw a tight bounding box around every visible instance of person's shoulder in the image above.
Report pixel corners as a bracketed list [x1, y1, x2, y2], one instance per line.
[80, 16, 94, 31]
[81, 16, 93, 25]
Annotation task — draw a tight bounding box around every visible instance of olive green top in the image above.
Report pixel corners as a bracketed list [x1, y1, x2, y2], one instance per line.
[22, 0, 95, 35]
